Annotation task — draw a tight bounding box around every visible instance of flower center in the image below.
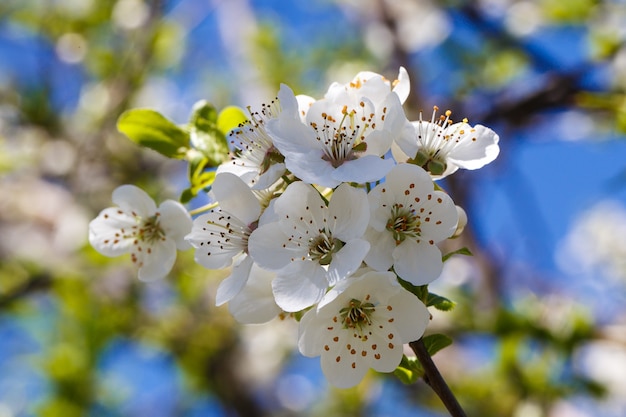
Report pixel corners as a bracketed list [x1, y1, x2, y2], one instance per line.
[227, 97, 283, 184]
[411, 106, 471, 176]
[138, 215, 165, 243]
[386, 204, 421, 244]
[308, 230, 343, 265]
[340, 298, 376, 333]
[260, 145, 285, 174]
[314, 105, 371, 168]
[411, 149, 447, 176]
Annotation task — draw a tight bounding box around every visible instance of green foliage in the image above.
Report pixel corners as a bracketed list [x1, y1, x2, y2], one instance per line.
[394, 354, 425, 384]
[397, 278, 429, 303]
[397, 278, 456, 311]
[180, 149, 217, 203]
[117, 109, 190, 159]
[442, 247, 472, 262]
[217, 105, 248, 134]
[422, 334, 454, 356]
[178, 101, 244, 203]
[394, 335, 452, 384]
[426, 293, 456, 311]
[188, 101, 229, 166]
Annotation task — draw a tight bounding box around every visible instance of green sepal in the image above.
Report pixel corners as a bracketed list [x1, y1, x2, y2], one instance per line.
[427, 159, 446, 176]
[393, 354, 424, 384]
[397, 278, 428, 304]
[422, 334, 453, 356]
[412, 149, 429, 167]
[352, 142, 368, 153]
[426, 292, 456, 311]
[442, 246, 473, 262]
[117, 109, 190, 159]
[188, 100, 230, 166]
[217, 105, 248, 135]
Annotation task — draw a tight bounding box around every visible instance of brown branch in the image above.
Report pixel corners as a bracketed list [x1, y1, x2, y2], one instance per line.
[409, 338, 468, 417]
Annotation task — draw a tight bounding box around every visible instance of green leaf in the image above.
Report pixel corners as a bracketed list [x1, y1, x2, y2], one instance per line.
[188, 100, 230, 166]
[426, 292, 456, 311]
[393, 355, 424, 384]
[117, 109, 190, 159]
[442, 247, 473, 262]
[422, 334, 453, 357]
[217, 105, 248, 135]
[397, 278, 428, 303]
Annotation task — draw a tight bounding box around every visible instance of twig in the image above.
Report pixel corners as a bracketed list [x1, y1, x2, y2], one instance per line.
[409, 338, 468, 417]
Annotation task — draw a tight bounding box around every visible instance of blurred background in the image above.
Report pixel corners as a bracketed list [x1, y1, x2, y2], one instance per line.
[1, 0, 626, 416]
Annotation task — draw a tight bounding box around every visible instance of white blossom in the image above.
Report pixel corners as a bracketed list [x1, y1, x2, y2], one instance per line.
[248, 181, 370, 312]
[365, 163, 458, 285]
[217, 98, 286, 189]
[298, 269, 430, 388]
[89, 185, 191, 281]
[266, 69, 412, 188]
[394, 106, 500, 179]
[228, 263, 281, 324]
[185, 173, 263, 305]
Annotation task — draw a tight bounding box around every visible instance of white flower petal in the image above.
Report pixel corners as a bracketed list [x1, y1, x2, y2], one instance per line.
[369, 93, 405, 153]
[296, 94, 315, 121]
[320, 335, 369, 388]
[328, 183, 369, 240]
[385, 161, 432, 188]
[416, 191, 458, 242]
[363, 228, 395, 272]
[136, 238, 177, 281]
[393, 239, 443, 285]
[332, 155, 395, 185]
[272, 261, 328, 312]
[392, 67, 410, 104]
[186, 212, 247, 270]
[211, 173, 261, 224]
[158, 200, 192, 250]
[298, 307, 325, 356]
[327, 239, 370, 286]
[269, 85, 320, 155]
[112, 185, 157, 217]
[215, 253, 253, 306]
[448, 124, 500, 170]
[229, 264, 280, 324]
[387, 290, 431, 342]
[365, 329, 404, 373]
[216, 159, 258, 186]
[88, 207, 137, 256]
[248, 222, 300, 271]
[254, 162, 286, 190]
[274, 182, 326, 232]
[277, 83, 300, 118]
[284, 150, 340, 188]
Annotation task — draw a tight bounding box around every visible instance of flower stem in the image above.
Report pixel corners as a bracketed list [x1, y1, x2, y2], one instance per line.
[409, 338, 468, 417]
[188, 201, 219, 216]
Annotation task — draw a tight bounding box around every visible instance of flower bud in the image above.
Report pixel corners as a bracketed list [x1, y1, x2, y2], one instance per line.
[452, 205, 467, 238]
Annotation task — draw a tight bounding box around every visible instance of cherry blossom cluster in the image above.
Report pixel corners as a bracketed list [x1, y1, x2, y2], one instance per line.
[89, 68, 499, 387]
